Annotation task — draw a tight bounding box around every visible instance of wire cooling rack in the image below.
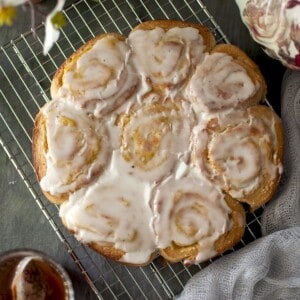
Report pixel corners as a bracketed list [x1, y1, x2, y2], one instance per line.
[0, 0, 265, 299]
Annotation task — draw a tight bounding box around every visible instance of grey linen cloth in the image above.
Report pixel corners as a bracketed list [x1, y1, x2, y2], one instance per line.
[178, 70, 300, 300]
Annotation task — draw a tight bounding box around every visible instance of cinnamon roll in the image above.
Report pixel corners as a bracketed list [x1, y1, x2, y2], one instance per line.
[128, 20, 215, 94]
[118, 97, 194, 182]
[32, 19, 284, 266]
[186, 44, 266, 113]
[59, 173, 157, 266]
[51, 33, 139, 117]
[192, 105, 284, 211]
[152, 168, 245, 265]
[32, 100, 111, 204]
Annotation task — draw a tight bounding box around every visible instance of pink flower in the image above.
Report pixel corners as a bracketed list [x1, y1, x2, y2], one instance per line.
[241, 0, 300, 69]
[243, 0, 289, 45]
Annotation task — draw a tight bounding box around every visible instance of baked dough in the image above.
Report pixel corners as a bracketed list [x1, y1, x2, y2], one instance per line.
[128, 20, 216, 92]
[32, 100, 110, 204]
[186, 44, 266, 113]
[51, 33, 139, 118]
[152, 168, 245, 265]
[191, 105, 284, 211]
[32, 20, 282, 266]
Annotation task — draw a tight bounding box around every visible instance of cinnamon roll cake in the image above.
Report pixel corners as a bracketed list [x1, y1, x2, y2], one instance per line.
[32, 20, 283, 266]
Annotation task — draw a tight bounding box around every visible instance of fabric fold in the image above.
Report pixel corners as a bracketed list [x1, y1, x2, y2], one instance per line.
[178, 227, 300, 300]
[178, 70, 300, 300]
[262, 70, 300, 235]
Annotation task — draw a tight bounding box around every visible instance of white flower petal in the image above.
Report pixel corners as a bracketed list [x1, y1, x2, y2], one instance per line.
[0, 0, 27, 6]
[43, 0, 66, 55]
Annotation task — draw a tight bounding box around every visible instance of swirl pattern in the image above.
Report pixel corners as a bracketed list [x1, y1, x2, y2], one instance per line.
[152, 169, 244, 264]
[119, 98, 194, 182]
[39, 100, 110, 197]
[128, 26, 206, 91]
[192, 106, 283, 210]
[186, 45, 264, 113]
[33, 20, 282, 265]
[55, 33, 139, 117]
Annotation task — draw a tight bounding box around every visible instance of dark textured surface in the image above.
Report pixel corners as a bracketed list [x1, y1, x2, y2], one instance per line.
[0, 1, 286, 299]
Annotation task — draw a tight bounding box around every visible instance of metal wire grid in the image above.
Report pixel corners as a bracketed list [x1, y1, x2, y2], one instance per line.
[0, 0, 264, 298]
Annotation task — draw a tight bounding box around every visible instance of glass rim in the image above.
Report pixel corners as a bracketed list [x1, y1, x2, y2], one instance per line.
[0, 248, 75, 300]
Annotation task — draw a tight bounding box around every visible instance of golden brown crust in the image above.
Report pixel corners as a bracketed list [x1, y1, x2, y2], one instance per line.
[60, 216, 130, 264]
[89, 242, 125, 262]
[32, 99, 110, 205]
[160, 243, 199, 263]
[214, 195, 246, 253]
[50, 32, 126, 99]
[159, 195, 245, 263]
[32, 107, 68, 204]
[62, 205, 157, 267]
[236, 105, 284, 211]
[131, 19, 216, 52]
[212, 44, 267, 107]
[197, 104, 283, 212]
[89, 242, 157, 267]
[32, 111, 47, 183]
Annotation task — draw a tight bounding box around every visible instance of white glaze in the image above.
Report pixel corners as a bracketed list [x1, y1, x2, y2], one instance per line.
[186, 52, 258, 112]
[152, 168, 231, 264]
[40, 100, 111, 195]
[38, 22, 283, 265]
[192, 107, 282, 198]
[57, 34, 139, 116]
[60, 150, 156, 265]
[128, 27, 206, 92]
[119, 98, 194, 182]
